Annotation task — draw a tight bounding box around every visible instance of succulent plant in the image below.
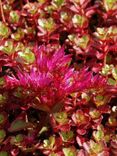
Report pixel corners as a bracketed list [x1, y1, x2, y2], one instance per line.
[0, 0, 116, 155]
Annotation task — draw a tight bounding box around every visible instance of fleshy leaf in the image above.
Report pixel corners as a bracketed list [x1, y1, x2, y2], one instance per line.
[0, 114, 5, 124]
[38, 18, 56, 32]
[108, 78, 116, 85]
[0, 40, 14, 55]
[43, 136, 55, 149]
[94, 95, 109, 107]
[63, 146, 77, 156]
[81, 92, 90, 102]
[9, 11, 20, 23]
[52, 0, 64, 7]
[53, 112, 68, 124]
[0, 94, 7, 104]
[72, 14, 87, 28]
[93, 130, 104, 142]
[108, 116, 117, 127]
[101, 64, 111, 75]
[11, 28, 24, 41]
[0, 151, 8, 156]
[0, 22, 10, 38]
[89, 109, 101, 119]
[8, 119, 29, 132]
[77, 35, 90, 49]
[103, 0, 117, 11]
[0, 129, 6, 142]
[60, 131, 74, 142]
[0, 77, 5, 86]
[11, 134, 24, 145]
[18, 48, 35, 64]
[112, 67, 117, 80]
[15, 134, 24, 142]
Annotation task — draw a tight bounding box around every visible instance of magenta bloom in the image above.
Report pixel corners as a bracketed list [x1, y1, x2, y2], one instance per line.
[5, 46, 98, 112]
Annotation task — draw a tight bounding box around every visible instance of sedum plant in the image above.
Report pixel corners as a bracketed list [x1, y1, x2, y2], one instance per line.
[0, 0, 117, 155]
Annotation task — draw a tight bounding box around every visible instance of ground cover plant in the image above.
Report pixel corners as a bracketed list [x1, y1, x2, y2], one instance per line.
[0, 0, 117, 155]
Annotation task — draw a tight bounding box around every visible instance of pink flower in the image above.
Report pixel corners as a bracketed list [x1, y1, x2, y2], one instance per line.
[4, 46, 79, 111]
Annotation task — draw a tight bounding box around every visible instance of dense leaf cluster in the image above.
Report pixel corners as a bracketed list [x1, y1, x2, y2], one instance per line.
[0, 0, 117, 155]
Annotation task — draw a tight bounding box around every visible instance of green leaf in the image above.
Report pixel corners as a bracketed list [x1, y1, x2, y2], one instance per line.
[52, 0, 64, 7]
[63, 147, 77, 156]
[72, 15, 87, 27]
[54, 112, 68, 124]
[0, 129, 6, 140]
[0, 151, 8, 156]
[0, 77, 5, 86]
[89, 109, 101, 119]
[108, 78, 116, 85]
[8, 119, 28, 132]
[60, 131, 74, 142]
[0, 40, 14, 55]
[101, 64, 110, 75]
[18, 49, 35, 64]
[39, 126, 48, 135]
[108, 116, 117, 126]
[0, 94, 6, 103]
[43, 136, 55, 149]
[11, 28, 24, 41]
[0, 114, 4, 124]
[95, 26, 117, 40]
[68, 34, 76, 42]
[38, 18, 55, 32]
[112, 67, 117, 80]
[95, 95, 104, 101]
[15, 134, 24, 142]
[93, 130, 104, 142]
[73, 35, 89, 49]
[60, 11, 69, 21]
[0, 22, 10, 38]
[10, 11, 20, 23]
[104, 0, 117, 11]
[37, 0, 46, 4]
[90, 141, 103, 154]
[15, 42, 24, 52]
[49, 153, 57, 156]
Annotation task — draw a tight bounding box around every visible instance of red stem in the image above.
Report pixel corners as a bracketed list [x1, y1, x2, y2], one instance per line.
[0, 0, 6, 23]
[26, 0, 29, 3]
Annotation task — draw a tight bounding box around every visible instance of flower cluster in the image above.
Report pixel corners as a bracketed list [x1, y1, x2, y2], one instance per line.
[0, 0, 117, 155]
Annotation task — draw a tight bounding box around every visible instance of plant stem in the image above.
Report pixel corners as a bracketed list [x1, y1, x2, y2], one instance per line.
[0, 0, 6, 23]
[103, 42, 109, 66]
[26, 0, 29, 3]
